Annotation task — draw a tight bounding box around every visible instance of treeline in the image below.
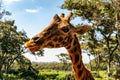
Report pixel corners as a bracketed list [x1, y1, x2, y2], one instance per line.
[32, 62, 72, 71]
[1, 61, 75, 80]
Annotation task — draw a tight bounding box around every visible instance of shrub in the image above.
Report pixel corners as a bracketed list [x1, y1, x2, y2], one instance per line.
[20, 69, 38, 79]
[56, 73, 75, 80]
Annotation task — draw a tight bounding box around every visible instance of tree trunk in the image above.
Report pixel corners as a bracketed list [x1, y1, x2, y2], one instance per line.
[107, 54, 111, 80]
[88, 54, 92, 71]
[107, 64, 110, 80]
[95, 55, 100, 77]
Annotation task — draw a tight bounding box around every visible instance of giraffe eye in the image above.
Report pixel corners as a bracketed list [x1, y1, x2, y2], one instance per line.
[62, 27, 69, 33]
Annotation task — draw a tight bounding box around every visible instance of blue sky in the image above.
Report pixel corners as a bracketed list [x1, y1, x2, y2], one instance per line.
[2, 0, 94, 63]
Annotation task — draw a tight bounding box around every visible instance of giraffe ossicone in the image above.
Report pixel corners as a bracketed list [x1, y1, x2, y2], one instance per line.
[25, 12, 94, 80]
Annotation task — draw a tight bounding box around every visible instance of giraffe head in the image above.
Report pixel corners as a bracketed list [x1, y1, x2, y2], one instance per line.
[25, 12, 91, 52]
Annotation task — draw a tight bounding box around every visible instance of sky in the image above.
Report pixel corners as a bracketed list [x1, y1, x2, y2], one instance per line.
[2, 0, 94, 63]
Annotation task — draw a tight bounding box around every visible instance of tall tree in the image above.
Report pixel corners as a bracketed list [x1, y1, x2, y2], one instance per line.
[112, 0, 120, 49]
[0, 1, 43, 79]
[0, 20, 29, 78]
[62, 0, 119, 79]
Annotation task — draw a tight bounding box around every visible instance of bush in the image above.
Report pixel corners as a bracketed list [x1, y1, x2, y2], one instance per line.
[7, 69, 19, 75]
[20, 69, 38, 79]
[3, 73, 17, 80]
[56, 73, 75, 80]
[38, 70, 75, 80]
[38, 70, 59, 79]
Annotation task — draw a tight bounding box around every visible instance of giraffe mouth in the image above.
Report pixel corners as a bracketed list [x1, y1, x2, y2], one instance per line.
[25, 40, 41, 52]
[27, 46, 40, 52]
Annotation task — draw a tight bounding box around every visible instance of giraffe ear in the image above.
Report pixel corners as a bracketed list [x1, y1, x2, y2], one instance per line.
[53, 14, 61, 22]
[75, 25, 91, 34]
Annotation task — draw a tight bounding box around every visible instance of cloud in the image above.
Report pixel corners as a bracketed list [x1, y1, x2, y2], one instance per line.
[25, 8, 39, 13]
[3, 0, 21, 4]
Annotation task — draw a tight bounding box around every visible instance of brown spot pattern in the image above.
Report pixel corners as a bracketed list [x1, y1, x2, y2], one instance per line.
[77, 63, 81, 69]
[67, 36, 72, 42]
[58, 37, 63, 42]
[74, 54, 79, 64]
[53, 36, 59, 42]
[66, 45, 71, 49]
[73, 46, 77, 52]
[36, 39, 44, 45]
[73, 40, 77, 45]
[78, 70, 83, 77]
[47, 42, 54, 47]
[56, 44, 60, 47]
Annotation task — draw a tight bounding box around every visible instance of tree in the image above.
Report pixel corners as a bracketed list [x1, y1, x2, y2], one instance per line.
[56, 53, 71, 71]
[62, 0, 120, 79]
[0, 0, 11, 19]
[0, 20, 28, 78]
[56, 53, 70, 64]
[0, 1, 44, 79]
[112, 0, 120, 49]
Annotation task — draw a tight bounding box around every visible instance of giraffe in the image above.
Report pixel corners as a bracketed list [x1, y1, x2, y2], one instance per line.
[25, 12, 94, 80]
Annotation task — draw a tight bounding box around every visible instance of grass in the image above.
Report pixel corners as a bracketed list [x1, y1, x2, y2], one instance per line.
[2, 69, 117, 80]
[38, 69, 72, 80]
[39, 70, 115, 80]
[93, 70, 116, 80]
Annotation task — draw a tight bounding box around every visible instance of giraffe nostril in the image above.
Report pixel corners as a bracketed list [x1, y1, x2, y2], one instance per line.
[32, 36, 39, 41]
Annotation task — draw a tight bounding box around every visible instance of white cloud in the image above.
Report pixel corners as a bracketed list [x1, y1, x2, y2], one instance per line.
[3, 0, 21, 4]
[25, 8, 39, 13]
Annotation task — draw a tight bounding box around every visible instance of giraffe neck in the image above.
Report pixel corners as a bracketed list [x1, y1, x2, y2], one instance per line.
[65, 36, 94, 80]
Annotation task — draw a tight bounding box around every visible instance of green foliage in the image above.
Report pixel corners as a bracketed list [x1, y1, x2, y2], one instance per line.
[93, 70, 116, 80]
[0, 60, 117, 80]
[19, 69, 38, 79]
[62, 0, 120, 79]
[3, 73, 17, 80]
[33, 62, 72, 71]
[38, 70, 75, 80]
[56, 53, 70, 63]
[38, 70, 59, 79]
[0, 21, 28, 54]
[32, 49, 44, 56]
[0, 18, 41, 80]
[0, 20, 31, 79]
[0, 2, 11, 19]
[1, 69, 118, 80]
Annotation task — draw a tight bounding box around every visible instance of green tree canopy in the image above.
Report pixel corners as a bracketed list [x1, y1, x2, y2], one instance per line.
[62, 0, 120, 79]
[0, 20, 30, 78]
